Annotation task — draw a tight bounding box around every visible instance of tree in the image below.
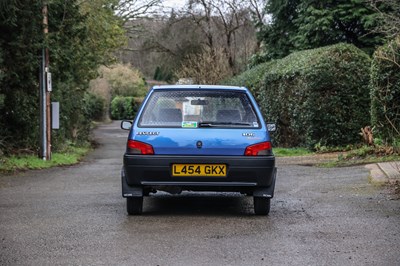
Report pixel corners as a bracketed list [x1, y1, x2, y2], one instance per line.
[79, 0, 127, 65]
[116, 13, 204, 79]
[292, 0, 384, 54]
[249, 0, 269, 28]
[254, 0, 300, 61]
[0, 0, 126, 153]
[370, 0, 400, 39]
[183, 0, 254, 74]
[116, 0, 163, 39]
[248, 0, 269, 50]
[254, 0, 386, 64]
[98, 64, 147, 97]
[0, 0, 44, 152]
[213, 0, 250, 72]
[117, 0, 162, 22]
[117, 1, 258, 81]
[176, 47, 232, 84]
[368, 0, 400, 145]
[370, 37, 400, 144]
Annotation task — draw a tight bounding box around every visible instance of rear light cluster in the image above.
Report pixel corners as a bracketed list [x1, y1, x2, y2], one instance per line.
[244, 141, 272, 156]
[127, 140, 154, 155]
[127, 140, 272, 156]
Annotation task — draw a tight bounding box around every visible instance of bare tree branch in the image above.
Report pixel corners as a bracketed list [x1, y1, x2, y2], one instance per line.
[369, 0, 400, 39]
[117, 0, 162, 22]
[248, 0, 268, 25]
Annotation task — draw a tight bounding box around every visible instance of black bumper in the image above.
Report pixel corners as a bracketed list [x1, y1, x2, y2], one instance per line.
[122, 154, 276, 197]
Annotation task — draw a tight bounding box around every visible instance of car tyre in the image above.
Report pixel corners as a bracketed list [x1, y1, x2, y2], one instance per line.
[254, 197, 270, 215]
[127, 197, 143, 215]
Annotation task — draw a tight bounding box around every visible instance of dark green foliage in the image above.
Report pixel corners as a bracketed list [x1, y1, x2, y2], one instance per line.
[223, 62, 276, 117]
[0, 1, 43, 152]
[293, 0, 384, 54]
[83, 92, 106, 121]
[255, 0, 300, 61]
[43, 1, 99, 150]
[370, 37, 400, 144]
[224, 63, 271, 93]
[0, 0, 125, 154]
[0, 48, 4, 111]
[51, 83, 91, 148]
[153, 66, 173, 82]
[153, 66, 161, 80]
[226, 44, 371, 148]
[255, 0, 385, 62]
[110, 96, 138, 120]
[264, 44, 371, 147]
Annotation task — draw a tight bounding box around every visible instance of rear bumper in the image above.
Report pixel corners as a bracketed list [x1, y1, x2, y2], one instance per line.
[122, 154, 276, 196]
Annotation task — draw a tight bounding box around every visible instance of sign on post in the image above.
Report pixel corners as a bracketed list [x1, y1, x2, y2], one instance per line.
[46, 72, 52, 92]
[51, 102, 59, 129]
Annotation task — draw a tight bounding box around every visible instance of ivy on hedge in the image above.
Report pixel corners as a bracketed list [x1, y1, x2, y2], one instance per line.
[226, 43, 371, 148]
[370, 37, 400, 144]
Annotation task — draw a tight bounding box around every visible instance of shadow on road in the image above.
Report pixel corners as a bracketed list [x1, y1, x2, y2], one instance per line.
[137, 193, 255, 217]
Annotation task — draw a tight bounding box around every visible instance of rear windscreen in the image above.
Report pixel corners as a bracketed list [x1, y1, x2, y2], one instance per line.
[138, 90, 261, 128]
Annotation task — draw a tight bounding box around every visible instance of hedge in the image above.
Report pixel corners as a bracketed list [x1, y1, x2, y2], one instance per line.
[226, 43, 371, 148]
[110, 96, 138, 120]
[224, 61, 273, 95]
[370, 37, 400, 144]
[83, 92, 106, 121]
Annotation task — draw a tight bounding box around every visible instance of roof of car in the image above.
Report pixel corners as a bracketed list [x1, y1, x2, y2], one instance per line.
[152, 85, 248, 91]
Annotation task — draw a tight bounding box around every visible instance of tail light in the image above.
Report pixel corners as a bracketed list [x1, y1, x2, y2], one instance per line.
[127, 140, 154, 155]
[244, 141, 272, 156]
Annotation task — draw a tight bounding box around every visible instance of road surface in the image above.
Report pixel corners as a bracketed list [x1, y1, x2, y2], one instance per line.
[1, 121, 399, 265]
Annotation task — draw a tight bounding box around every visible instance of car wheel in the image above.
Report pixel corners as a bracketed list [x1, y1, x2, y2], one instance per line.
[127, 197, 143, 215]
[253, 197, 270, 215]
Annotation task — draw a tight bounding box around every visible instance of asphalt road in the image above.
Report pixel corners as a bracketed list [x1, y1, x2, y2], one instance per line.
[1, 121, 399, 266]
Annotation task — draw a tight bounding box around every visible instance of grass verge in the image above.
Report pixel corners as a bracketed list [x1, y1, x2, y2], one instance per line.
[319, 145, 400, 167]
[0, 145, 90, 174]
[274, 146, 399, 167]
[320, 154, 400, 167]
[274, 148, 313, 157]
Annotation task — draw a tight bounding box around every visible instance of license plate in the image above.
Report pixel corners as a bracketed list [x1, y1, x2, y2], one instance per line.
[172, 164, 227, 177]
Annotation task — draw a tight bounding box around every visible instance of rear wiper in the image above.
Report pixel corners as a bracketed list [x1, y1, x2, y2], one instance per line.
[198, 121, 252, 127]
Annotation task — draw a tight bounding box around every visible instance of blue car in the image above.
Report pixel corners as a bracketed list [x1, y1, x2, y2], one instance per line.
[121, 85, 277, 215]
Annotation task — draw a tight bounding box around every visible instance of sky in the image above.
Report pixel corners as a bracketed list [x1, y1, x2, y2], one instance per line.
[162, 0, 186, 9]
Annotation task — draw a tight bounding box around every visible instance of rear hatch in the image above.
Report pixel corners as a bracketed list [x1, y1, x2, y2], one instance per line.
[129, 86, 272, 156]
[131, 128, 268, 156]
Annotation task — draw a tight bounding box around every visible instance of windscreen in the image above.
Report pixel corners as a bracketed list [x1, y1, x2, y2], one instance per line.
[138, 90, 260, 128]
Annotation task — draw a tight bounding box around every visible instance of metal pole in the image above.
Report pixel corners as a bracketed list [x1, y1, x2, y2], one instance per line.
[40, 48, 47, 160]
[43, 2, 51, 160]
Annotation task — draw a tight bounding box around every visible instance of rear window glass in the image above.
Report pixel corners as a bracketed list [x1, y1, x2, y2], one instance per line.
[138, 90, 260, 128]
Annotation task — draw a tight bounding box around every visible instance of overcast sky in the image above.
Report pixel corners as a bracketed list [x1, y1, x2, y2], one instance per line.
[162, 0, 185, 9]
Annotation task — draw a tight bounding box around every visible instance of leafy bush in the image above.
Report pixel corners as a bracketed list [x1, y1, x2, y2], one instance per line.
[264, 44, 371, 148]
[370, 37, 400, 145]
[224, 62, 272, 93]
[99, 64, 148, 97]
[110, 96, 138, 120]
[52, 84, 91, 148]
[83, 92, 106, 121]
[0, 1, 126, 154]
[176, 47, 232, 84]
[226, 43, 371, 148]
[153, 66, 173, 82]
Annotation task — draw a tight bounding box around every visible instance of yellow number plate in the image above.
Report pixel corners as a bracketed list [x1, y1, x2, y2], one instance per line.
[172, 164, 227, 177]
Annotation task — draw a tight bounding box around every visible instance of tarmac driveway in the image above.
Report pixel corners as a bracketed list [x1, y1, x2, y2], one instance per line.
[0, 121, 399, 265]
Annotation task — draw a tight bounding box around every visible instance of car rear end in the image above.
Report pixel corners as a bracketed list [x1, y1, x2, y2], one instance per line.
[121, 85, 276, 215]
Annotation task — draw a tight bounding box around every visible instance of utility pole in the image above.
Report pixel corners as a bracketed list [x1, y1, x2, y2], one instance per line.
[40, 2, 51, 160]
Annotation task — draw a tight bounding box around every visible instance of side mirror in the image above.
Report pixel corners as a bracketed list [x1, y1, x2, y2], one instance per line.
[266, 123, 276, 132]
[121, 120, 132, 130]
